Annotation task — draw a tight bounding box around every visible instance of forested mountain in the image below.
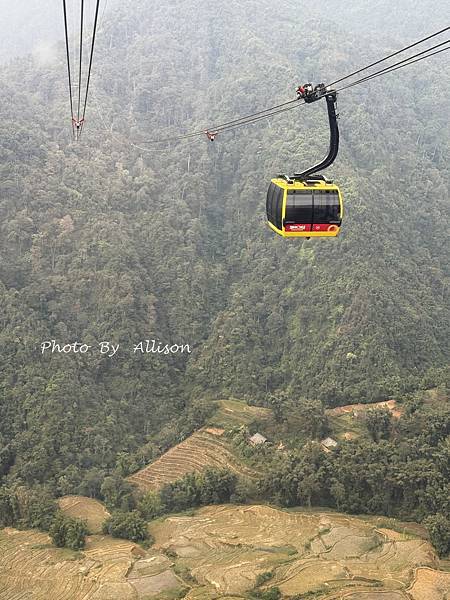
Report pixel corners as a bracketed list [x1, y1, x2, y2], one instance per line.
[0, 0, 449, 505]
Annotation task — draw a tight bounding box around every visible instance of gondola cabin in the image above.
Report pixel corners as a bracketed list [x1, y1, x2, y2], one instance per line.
[266, 178, 343, 237]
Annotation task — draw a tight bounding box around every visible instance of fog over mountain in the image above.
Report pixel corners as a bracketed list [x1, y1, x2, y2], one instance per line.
[1, 0, 447, 60]
[0, 1, 449, 596]
[0, 0, 118, 61]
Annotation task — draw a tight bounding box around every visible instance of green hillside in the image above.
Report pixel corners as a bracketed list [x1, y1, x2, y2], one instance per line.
[0, 0, 449, 539]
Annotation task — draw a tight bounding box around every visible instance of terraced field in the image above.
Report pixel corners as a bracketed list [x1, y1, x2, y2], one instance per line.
[408, 567, 450, 600]
[127, 427, 257, 492]
[208, 399, 271, 428]
[0, 528, 184, 600]
[149, 505, 449, 599]
[0, 528, 137, 599]
[58, 495, 110, 534]
[326, 400, 404, 441]
[327, 399, 403, 419]
[1, 504, 449, 599]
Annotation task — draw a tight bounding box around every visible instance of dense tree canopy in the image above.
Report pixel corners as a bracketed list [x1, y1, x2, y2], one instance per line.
[0, 0, 448, 555]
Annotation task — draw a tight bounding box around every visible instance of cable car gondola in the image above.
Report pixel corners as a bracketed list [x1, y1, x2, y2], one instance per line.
[267, 85, 343, 238]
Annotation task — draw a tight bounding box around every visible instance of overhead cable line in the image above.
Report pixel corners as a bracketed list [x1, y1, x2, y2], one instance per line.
[79, 0, 101, 136]
[206, 98, 298, 130]
[92, 96, 307, 156]
[140, 98, 300, 144]
[62, 0, 75, 139]
[208, 41, 450, 132]
[100, 0, 109, 30]
[76, 0, 84, 139]
[112, 100, 305, 150]
[212, 100, 306, 134]
[329, 25, 450, 86]
[136, 26, 450, 146]
[336, 41, 450, 92]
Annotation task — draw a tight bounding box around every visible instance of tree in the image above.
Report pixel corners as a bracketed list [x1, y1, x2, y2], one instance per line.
[100, 475, 135, 511]
[296, 398, 329, 439]
[266, 390, 290, 424]
[137, 491, 163, 521]
[0, 488, 20, 527]
[66, 519, 90, 550]
[49, 513, 67, 548]
[266, 394, 329, 440]
[424, 514, 450, 557]
[78, 468, 106, 499]
[365, 408, 392, 442]
[297, 473, 320, 508]
[20, 487, 57, 531]
[330, 481, 346, 511]
[102, 511, 150, 543]
[49, 512, 88, 550]
[159, 472, 201, 513]
[159, 468, 237, 513]
[250, 587, 281, 600]
[199, 468, 237, 505]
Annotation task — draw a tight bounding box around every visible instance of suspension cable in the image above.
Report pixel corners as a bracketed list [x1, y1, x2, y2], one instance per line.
[209, 43, 450, 134]
[76, 0, 85, 139]
[79, 0, 101, 135]
[329, 25, 450, 87]
[134, 26, 450, 146]
[140, 98, 301, 144]
[61, 21, 449, 142]
[214, 100, 306, 134]
[201, 98, 299, 132]
[336, 42, 450, 92]
[139, 98, 299, 144]
[62, 0, 75, 139]
[213, 42, 450, 134]
[92, 94, 307, 155]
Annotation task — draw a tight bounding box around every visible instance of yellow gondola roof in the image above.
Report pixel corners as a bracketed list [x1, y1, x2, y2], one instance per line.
[270, 177, 340, 191]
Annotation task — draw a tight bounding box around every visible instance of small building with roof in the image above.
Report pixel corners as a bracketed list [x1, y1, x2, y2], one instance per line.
[321, 437, 338, 452]
[249, 432, 267, 446]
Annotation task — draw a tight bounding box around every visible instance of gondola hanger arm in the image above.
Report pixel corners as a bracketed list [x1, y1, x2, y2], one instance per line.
[293, 84, 339, 180]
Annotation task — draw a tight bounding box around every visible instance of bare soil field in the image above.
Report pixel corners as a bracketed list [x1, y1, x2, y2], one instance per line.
[408, 566, 450, 599]
[327, 399, 403, 419]
[0, 527, 137, 599]
[149, 505, 447, 599]
[127, 427, 257, 492]
[1, 504, 448, 599]
[58, 495, 111, 534]
[208, 399, 271, 428]
[327, 400, 404, 441]
[0, 527, 183, 600]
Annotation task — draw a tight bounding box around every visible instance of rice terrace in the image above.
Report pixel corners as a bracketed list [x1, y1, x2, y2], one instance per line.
[127, 400, 269, 492]
[1, 501, 449, 599]
[58, 495, 111, 534]
[0, 1, 449, 599]
[127, 428, 258, 492]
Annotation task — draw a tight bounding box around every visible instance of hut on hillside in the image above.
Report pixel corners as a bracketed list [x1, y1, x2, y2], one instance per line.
[249, 432, 267, 446]
[321, 437, 338, 452]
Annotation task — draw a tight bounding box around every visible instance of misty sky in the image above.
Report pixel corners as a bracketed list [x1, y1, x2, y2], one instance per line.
[0, 0, 447, 63]
[0, 0, 115, 62]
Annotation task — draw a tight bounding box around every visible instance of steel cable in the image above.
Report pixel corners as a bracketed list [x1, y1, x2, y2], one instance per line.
[336, 42, 450, 92]
[329, 25, 450, 86]
[62, 0, 75, 138]
[79, 0, 101, 135]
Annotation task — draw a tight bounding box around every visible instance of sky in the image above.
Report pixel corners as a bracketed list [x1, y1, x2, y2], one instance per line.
[0, 0, 446, 62]
[0, 0, 116, 62]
